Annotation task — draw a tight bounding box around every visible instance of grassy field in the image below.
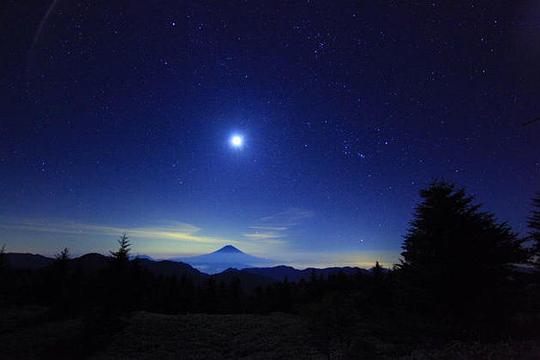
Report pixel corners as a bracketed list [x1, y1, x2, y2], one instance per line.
[92, 312, 323, 360]
[1, 307, 539, 359]
[0, 306, 84, 359]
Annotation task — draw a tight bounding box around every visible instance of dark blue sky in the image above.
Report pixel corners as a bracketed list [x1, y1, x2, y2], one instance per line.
[1, 1, 539, 267]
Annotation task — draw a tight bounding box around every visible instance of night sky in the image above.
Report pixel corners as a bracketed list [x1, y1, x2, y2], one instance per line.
[1, 1, 539, 268]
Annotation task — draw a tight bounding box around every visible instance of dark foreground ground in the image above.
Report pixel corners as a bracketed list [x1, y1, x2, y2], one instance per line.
[1, 306, 540, 360]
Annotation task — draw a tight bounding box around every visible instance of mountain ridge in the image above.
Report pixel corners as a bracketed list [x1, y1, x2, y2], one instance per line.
[4, 250, 372, 290]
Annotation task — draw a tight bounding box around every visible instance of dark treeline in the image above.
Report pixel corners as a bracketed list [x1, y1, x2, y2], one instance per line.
[1, 181, 540, 356]
[0, 238, 389, 317]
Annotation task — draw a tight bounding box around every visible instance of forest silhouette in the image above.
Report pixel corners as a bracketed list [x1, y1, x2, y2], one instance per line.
[1, 181, 540, 359]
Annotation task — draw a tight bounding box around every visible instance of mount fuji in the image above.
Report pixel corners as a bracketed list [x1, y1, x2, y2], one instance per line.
[171, 245, 273, 274]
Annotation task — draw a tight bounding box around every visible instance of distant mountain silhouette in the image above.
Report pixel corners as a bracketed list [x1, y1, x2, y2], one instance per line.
[4, 252, 206, 284]
[171, 245, 273, 274]
[136, 259, 208, 284]
[65, 253, 109, 275]
[5, 253, 54, 269]
[243, 265, 369, 282]
[4, 251, 371, 290]
[211, 268, 275, 291]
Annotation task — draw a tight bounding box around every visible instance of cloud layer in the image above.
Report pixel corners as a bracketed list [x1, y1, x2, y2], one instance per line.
[0, 217, 237, 254]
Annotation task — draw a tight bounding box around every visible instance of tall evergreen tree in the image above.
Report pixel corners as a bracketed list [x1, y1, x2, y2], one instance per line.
[0, 245, 7, 305]
[110, 233, 131, 264]
[371, 261, 383, 280]
[102, 233, 134, 314]
[398, 182, 525, 323]
[0, 244, 5, 270]
[528, 194, 540, 268]
[370, 261, 391, 307]
[50, 248, 72, 316]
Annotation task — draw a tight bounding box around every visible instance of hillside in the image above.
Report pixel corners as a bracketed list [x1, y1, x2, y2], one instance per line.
[5, 253, 54, 270]
[243, 265, 369, 282]
[3, 251, 369, 291]
[211, 268, 275, 291]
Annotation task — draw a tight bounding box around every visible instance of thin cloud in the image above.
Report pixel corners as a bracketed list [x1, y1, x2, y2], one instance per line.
[249, 226, 289, 231]
[259, 207, 315, 226]
[0, 217, 234, 246]
[243, 232, 283, 240]
[244, 207, 314, 244]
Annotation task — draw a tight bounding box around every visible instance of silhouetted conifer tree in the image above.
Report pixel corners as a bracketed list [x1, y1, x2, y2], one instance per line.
[369, 261, 388, 306]
[0, 244, 7, 303]
[110, 233, 131, 264]
[371, 261, 383, 280]
[0, 244, 5, 270]
[529, 194, 540, 269]
[398, 182, 526, 327]
[54, 247, 70, 266]
[103, 233, 135, 315]
[50, 248, 73, 316]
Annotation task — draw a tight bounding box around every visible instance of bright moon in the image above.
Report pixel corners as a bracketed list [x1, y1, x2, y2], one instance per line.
[230, 135, 244, 148]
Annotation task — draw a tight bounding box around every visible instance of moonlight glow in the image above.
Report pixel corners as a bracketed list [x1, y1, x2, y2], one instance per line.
[230, 134, 244, 149]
